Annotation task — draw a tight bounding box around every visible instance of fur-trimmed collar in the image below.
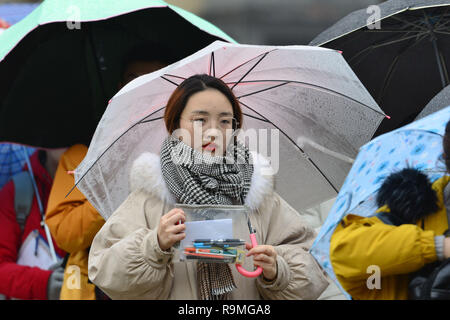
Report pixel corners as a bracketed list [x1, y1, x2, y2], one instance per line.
[129, 152, 274, 210]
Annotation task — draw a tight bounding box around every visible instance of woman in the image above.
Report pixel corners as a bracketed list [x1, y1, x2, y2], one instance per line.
[330, 120, 450, 300]
[88, 74, 329, 300]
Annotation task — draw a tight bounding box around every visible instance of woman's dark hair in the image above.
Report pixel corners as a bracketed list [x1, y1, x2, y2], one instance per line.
[164, 74, 242, 134]
[444, 119, 450, 173]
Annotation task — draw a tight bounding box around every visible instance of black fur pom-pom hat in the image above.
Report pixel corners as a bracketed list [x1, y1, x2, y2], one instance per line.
[376, 168, 439, 225]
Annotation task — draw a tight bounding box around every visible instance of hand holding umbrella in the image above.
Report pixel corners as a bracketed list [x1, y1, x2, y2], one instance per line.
[244, 243, 277, 280]
[236, 219, 264, 278]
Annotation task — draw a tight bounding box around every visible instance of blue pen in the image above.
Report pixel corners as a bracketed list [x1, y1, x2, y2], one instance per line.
[193, 243, 211, 248]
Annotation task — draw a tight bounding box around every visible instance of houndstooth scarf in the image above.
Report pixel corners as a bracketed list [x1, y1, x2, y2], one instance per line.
[160, 136, 253, 300]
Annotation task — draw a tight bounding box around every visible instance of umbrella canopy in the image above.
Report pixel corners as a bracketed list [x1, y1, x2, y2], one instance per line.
[0, 3, 39, 25]
[73, 40, 385, 220]
[310, 105, 450, 299]
[309, 0, 450, 136]
[0, 143, 35, 189]
[416, 84, 450, 120]
[0, 0, 234, 148]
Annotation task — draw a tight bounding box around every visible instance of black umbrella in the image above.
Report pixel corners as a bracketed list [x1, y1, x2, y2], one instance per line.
[415, 83, 450, 119]
[310, 0, 450, 136]
[0, 1, 234, 148]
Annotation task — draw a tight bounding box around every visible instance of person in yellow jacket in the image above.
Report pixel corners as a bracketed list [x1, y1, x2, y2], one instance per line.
[45, 144, 104, 299]
[330, 123, 450, 300]
[44, 44, 175, 299]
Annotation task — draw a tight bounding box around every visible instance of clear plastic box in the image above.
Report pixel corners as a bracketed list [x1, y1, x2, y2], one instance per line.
[173, 204, 251, 264]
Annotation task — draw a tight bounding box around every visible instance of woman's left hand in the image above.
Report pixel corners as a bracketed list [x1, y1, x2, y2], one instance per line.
[245, 243, 278, 281]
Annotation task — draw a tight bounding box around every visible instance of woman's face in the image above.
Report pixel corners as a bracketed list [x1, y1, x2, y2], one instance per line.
[177, 88, 235, 156]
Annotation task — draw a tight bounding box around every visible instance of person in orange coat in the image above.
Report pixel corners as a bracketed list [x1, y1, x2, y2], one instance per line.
[45, 44, 176, 299]
[45, 144, 104, 299]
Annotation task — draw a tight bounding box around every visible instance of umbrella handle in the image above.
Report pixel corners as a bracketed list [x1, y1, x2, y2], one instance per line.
[235, 233, 263, 278]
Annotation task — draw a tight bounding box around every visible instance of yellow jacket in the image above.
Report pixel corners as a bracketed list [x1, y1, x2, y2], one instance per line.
[330, 176, 450, 300]
[45, 144, 105, 300]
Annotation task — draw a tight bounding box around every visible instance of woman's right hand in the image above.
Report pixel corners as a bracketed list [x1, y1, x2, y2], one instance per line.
[157, 208, 186, 251]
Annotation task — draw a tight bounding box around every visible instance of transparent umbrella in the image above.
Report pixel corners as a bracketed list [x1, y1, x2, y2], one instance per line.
[416, 85, 450, 120]
[73, 40, 386, 220]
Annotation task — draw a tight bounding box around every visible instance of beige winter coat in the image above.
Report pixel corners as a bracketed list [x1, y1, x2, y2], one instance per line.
[88, 152, 329, 300]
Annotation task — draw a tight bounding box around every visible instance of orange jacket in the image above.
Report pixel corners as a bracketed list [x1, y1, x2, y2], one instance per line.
[45, 144, 104, 300]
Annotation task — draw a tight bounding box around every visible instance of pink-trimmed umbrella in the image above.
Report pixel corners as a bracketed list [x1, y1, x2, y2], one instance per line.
[73, 40, 386, 220]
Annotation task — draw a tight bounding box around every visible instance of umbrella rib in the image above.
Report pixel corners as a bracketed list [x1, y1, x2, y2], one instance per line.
[238, 100, 339, 193]
[241, 113, 270, 123]
[226, 79, 287, 85]
[434, 30, 450, 35]
[209, 52, 216, 77]
[390, 15, 428, 32]
[349, 36, 403, 64]
[370, 32, 429, 48]
[424, 11, 449, 87]
[219, 49, 276, 81]
[231, 79, 385, 117]
[348, 32, 428, 65]
[160, 75, 179, 87]
[140, 116, 163, 123]
[230, 52, 270, 91]
[437, 42, 450, 86]
[362, 29, 427, 33]
[377, 55, 400, 103]
[164, 74, 187, 81]
[349, 46, 377, 67]
[235, 82, 289, 99]
[377, 33, 429, 101]
[209, 52, 212, 76]
[435, 19, 450, 30]
[433, 7, 450, 29]
[68, 106, 166, 197]
[213, 52, 216, 77]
